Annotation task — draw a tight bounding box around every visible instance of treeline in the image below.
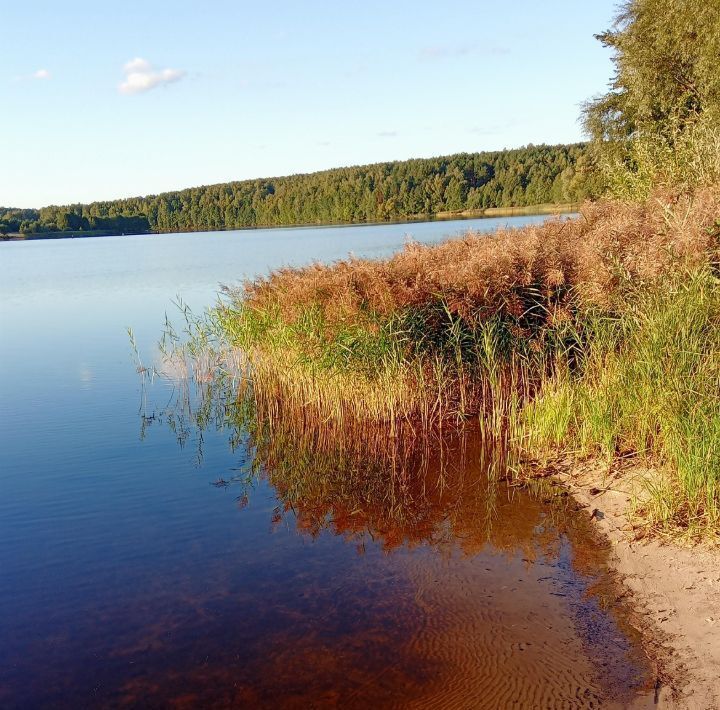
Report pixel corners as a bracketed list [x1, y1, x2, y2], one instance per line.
[0, 209, 150, 236]
[1, 143, 591, 236]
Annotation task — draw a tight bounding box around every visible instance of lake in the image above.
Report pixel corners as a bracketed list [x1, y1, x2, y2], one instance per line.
[0, 215, 656, 708]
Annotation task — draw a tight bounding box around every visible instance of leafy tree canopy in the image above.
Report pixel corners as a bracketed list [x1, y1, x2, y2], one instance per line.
[584, 0, 720, 197]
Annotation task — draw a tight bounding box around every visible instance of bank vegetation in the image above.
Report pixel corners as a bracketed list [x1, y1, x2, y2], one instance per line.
[168, 0, 720, 539]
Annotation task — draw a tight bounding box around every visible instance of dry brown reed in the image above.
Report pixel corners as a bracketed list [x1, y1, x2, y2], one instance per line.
[234, 187, 720, 324]
[214, 188, 720, 432]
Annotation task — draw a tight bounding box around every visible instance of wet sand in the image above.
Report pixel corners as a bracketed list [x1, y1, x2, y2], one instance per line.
[552, 460, 720, 708]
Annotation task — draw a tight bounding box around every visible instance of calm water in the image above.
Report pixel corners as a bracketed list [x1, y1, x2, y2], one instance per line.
[0, 216, 654, 708]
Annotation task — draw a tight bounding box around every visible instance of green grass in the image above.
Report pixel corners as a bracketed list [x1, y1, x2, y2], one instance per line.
[523, 267, 720, 534]
[212, 293, 538, 429]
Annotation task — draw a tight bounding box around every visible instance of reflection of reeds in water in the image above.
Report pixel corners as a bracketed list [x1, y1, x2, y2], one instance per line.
[258, 420, 471, 544]
[128, 359, 655, 710]
[152, 367, 567, 558]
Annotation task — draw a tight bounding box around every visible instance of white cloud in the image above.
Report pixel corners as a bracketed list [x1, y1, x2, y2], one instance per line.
[119, 57, 185, 95]
[123, 57, 152, 74]
[13, 68, 51, 82]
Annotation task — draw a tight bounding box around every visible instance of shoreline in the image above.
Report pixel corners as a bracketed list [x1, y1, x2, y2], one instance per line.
[0, 202, 576, 242]
[548, 460, 720, 708]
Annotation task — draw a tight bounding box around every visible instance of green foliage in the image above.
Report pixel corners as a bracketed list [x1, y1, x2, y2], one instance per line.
[1, 144, 588, 235]
[597, 119, 720, 200]
[0, 206, 151, 236]
[584, 0, 720, 197]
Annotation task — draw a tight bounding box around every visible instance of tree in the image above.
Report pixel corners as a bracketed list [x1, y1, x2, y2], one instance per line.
[583, 0, 720, 197]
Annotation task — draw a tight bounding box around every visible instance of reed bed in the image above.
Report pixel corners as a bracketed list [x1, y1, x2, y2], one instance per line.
[524, 266, 720, 533]
[197, 188, 720, 536]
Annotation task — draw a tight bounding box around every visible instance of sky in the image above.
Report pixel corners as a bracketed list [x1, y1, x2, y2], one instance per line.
[2, 1, 619, 208]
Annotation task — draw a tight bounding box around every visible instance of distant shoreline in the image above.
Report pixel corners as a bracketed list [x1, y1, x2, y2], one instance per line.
[434, 202, 579, 218]
[0, 202, 577, 242]
[0, 228, 150, 242]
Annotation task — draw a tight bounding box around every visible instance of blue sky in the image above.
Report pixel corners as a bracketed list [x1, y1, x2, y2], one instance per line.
[2, 1, 618, 208]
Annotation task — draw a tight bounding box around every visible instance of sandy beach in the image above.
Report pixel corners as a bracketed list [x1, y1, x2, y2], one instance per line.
[553, 461, 720, 708]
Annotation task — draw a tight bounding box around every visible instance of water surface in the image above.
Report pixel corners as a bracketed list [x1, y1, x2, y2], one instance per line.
[0, 215, 654, 707]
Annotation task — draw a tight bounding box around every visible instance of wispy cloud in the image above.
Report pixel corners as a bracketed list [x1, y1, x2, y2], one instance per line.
[419, 43, 509, 60]
[118, 57, 185, 95]
[13, 68, 51, 82]
[377, 130, 398, 138]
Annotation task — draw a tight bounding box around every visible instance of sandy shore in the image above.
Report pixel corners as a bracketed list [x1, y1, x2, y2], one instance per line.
[550, 460, 720, 708]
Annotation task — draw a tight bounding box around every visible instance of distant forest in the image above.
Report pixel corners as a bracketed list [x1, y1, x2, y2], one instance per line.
[1, 143, 591, 236]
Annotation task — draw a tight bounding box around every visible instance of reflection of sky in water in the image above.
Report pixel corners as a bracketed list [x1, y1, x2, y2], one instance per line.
[0, 214, 654, 708]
